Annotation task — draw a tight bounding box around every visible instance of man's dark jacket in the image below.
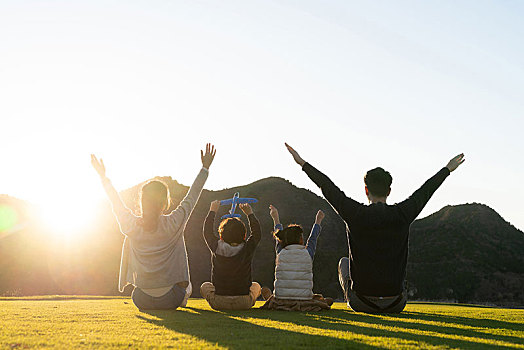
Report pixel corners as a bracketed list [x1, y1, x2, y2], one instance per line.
[302, 163, 450, 296]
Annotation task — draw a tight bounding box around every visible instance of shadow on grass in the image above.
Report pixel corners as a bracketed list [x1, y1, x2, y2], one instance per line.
[409, 301, 521, 309]
[138, 305, 524, 349]
[402, 310, 524, 332]
[137, 308, 375, 349]
[243, 308, 524, 349]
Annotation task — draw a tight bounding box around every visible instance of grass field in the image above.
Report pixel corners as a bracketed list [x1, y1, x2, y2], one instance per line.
[1, 297, 523, 349]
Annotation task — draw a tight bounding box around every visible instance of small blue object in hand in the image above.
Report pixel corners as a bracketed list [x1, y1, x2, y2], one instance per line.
[219, 192, 258, 219]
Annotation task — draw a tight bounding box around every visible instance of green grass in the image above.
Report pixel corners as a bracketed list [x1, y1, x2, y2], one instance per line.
[1, 297, 523, 349]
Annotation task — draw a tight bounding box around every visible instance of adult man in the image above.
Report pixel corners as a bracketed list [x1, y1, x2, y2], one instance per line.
[285, 143, 465, 313]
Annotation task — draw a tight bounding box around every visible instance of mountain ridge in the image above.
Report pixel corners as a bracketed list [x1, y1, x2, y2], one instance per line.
[0, 177, 522, 306]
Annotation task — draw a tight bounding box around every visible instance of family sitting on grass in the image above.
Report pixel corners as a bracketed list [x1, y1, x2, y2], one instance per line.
[91, 143, 465, 313]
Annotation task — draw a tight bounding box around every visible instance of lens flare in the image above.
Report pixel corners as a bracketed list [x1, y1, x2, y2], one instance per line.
[0, 205, 18, 232]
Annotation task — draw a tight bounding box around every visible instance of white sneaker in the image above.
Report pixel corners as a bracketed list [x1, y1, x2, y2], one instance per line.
[180, 282, 192, 307]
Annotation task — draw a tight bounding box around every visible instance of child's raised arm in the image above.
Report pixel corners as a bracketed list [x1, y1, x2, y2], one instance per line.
[269, 205, 284, 253]
[240, 204, 261, 248]
[269, 204, 282, 229]
[315, 210, 325, 225]
[203, 200, 220, 253]
[305, 210, 324, 259]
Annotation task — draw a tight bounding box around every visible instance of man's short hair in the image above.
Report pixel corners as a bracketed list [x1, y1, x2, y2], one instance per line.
[364, 167, 392, 197]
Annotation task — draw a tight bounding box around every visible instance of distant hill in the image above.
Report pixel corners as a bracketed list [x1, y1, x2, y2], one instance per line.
[1, 178, 523, 306]
[408, 203, 524, 307]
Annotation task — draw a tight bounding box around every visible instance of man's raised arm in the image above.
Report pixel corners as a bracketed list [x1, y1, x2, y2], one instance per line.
[398, 153, 465, 222]
[285, 143, 361, 222]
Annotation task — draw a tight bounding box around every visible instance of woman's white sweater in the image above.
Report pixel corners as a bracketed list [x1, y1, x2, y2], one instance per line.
[104, 168, 208, 293]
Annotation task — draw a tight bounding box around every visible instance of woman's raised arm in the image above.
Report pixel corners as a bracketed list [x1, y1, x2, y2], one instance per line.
[166, 143, 216, 230]
[91, 154, 136, 234]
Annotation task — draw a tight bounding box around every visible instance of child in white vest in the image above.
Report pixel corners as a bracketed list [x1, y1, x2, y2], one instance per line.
[261, 205, 332, 309]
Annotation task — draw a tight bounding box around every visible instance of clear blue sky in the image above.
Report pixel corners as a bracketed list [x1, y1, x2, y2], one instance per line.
[1, 1, 523, 231]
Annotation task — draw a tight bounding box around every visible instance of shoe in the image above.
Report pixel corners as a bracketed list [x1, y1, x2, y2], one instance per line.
[324, 297, 334, 306]
[180, 283, 192, 307]
[261, 286, 272, 301]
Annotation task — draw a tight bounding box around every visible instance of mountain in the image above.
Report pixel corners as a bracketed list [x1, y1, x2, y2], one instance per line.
[1, 178, 523, 306]
[408, 203, 524, 306]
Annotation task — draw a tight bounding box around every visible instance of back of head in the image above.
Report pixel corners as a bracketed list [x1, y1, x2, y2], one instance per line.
[140, 180, 170, 219]
[364, 167, 392, 197]
[274, 224, 304, 249]
[219, 218, 247, 245]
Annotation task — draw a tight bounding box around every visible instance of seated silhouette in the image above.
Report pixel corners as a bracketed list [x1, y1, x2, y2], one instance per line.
[285, 143, 465, 313]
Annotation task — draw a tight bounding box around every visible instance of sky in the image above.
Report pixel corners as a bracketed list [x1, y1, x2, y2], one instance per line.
[1, 0, 523, 231]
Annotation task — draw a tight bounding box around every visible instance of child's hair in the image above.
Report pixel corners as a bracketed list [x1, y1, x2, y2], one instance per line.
[274, 224, 304, 248]
[140, 180, 170, 224]
[218, 218, 247, 245]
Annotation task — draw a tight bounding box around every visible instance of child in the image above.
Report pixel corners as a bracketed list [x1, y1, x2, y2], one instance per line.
[261, 205, 332, 311]
[91, 143, 216, 310]
[200, 201, 262, 310]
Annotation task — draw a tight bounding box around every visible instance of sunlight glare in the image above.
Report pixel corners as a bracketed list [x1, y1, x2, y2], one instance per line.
[0, 204, 18, 232]
[36, 190, 101, 239]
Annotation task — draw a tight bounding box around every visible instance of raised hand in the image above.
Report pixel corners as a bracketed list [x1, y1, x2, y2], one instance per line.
[446, 153, 465, 172]
[315, 210, 325, 225]
[201, 143, 217, 170]
[269, 204, 280, 224]
[239, 203, 253, 216]
[285, 143, 306, 167]
[210, 200, 220, 213]
[91, 154, 106, 178]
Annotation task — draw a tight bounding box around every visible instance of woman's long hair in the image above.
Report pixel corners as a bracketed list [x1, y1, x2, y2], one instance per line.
[139, 180, 170, 232]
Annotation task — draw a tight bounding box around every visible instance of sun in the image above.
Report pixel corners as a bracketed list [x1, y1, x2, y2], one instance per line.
[36, 196, 99, 239]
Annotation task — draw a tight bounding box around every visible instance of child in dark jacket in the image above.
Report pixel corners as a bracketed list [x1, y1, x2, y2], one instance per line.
[200, 201, 262, 310]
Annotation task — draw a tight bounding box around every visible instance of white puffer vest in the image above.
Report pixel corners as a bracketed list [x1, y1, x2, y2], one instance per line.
[274, 244, 313, 300]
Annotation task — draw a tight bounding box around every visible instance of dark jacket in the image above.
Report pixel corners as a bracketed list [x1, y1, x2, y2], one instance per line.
[302, 162, 450, 296]
[203, 211, 261, 296]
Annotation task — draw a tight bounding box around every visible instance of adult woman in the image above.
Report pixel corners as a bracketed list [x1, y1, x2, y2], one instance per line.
[91, 144, 216, 310]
